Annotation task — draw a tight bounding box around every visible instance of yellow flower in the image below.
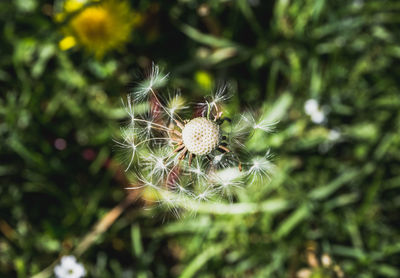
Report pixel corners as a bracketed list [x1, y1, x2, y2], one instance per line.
[59, 36, 77, 51]
[64, 0, 91, 13]
[61, 0, 141, 58]
[54, 0, 97, 22]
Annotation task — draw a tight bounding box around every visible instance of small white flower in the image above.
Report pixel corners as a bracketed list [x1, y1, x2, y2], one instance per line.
[54, 256, 86, 278]
[328, 129, 341, 141]
[304, 99, 319, 115]
[310, 110, 325, 124]
[304, 99, 326, 124]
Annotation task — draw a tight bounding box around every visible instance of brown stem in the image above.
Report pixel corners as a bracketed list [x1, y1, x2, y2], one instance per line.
[188, 153, 194, 166]
[218, 145, 231, 153]
[173, 144, 185, 153]
[179, 148, 188, 160]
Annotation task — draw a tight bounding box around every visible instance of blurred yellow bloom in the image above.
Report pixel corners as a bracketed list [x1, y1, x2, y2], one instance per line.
[64, 0, 91, 13]
[60, 0, 142, 58]
[59, 36, 77, 51]
[54, 0, 97, 22]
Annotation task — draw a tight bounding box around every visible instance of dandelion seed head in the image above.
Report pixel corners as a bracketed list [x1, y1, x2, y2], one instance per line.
[117, 64, 276, 213]
[182, 117, 220, 155]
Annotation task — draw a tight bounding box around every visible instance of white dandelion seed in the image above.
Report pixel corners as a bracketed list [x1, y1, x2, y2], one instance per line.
[132, 63, 169, 102]
[197, 84, 231, 118]
[143, 148, 174, 179]
[194, 186, 216, 202]
[121, 94, 135, 126]
[247, 152, 275, 183]
[210, 84, 231, 106]
[242, 113, 276, 133]
[166, 91, 187, 120]
[188, 157, 209, 182]
[210, 167, 244, 201]
[114, 127, 139, 171]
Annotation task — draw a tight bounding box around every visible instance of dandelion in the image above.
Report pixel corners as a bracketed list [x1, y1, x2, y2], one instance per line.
[116, 64, 275, 212]
[54, 256, 86, 278]
[57, 0, 141, 58]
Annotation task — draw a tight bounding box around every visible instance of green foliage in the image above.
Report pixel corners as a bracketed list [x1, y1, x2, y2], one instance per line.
[1, 0, 399, 277]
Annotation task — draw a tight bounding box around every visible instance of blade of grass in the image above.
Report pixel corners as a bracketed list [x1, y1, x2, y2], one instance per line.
[179, 243, 228, 278]
[179, 23, 240, 49]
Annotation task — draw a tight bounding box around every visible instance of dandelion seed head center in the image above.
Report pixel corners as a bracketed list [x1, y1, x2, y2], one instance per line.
[182, 117, 220, 155]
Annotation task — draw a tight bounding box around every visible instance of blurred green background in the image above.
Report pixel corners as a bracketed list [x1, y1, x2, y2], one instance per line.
[1, 0, 400, 277]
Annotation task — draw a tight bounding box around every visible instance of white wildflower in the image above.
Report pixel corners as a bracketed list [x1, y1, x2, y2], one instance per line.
[328, 129, 341, 141]
[310, 110, 325, 124]
[304, 99, 319, 115]
[304, 99, 326, 124]
[54, 256, 85, 278]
